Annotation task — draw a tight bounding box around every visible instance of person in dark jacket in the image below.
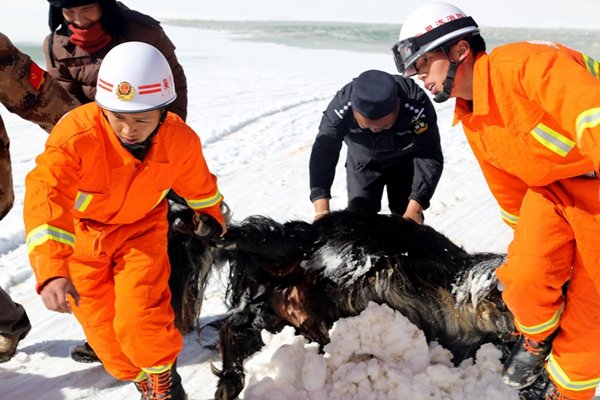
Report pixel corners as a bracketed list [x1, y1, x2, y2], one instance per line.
[309, 69, 443, 223]
[0, 31, 80, 362]
[44, 0, 188, 121]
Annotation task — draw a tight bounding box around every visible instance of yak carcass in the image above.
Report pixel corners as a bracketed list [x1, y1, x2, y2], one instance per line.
[210, 211, 519, 399]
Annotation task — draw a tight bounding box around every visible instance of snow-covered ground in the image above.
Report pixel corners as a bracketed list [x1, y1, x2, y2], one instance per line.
[1, 1, 594, 399]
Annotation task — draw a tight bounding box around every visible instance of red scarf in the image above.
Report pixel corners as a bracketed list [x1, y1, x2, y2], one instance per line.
[69, 22, 111, 53]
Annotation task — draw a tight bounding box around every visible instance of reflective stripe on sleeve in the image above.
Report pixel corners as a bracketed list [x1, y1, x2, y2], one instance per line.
[576, 107, 600, 144]
[73, 191, 94, 212]
[185, 190, 222, 210]
[584, 54, 600, 79]
[500, 207, 519, 226]
[530, 123, 575, 157]
[26, 224, 75, 254]
[547, 353, 600, 392]
[152, 189, 171, 209]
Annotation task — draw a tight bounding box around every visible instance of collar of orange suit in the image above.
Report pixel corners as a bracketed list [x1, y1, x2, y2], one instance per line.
[453, 52, 490, 127]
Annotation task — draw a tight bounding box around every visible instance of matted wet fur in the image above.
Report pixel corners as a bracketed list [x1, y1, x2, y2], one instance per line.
[207, 211, 524, 400]
[167, 194, 230, 334]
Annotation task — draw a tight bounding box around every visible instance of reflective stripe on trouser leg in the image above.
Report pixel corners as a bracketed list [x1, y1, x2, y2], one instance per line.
[498, 178, 600, 400]
[545, 182, 600, 400]
[496, 183, 573, 341]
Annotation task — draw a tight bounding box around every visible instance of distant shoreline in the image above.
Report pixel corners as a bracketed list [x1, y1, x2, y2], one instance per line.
[13, 19, 600, 61]
[162, 19, 600, 57]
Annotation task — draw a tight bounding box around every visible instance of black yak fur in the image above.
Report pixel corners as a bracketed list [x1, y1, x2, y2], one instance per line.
[167, 196, 230, 334]
[208, 211, 525, 400]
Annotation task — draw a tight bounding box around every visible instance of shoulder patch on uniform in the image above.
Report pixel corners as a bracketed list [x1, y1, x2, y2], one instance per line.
[404, 103, 428, 134]
[29, 62, 46, 91]
[334, 101, 352, 120]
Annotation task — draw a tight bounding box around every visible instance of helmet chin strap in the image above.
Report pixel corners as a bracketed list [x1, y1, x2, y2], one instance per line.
[433, 60, 458, 103]
[433, 47, 466, 103]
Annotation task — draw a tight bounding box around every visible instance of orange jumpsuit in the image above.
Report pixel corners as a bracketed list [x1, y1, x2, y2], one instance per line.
[454, 41, 600, 399]
[24, 102, 224, 380]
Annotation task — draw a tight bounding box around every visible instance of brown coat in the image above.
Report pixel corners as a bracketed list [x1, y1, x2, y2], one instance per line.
[0, 32, 80, 219]
[44, 6, 188, 121]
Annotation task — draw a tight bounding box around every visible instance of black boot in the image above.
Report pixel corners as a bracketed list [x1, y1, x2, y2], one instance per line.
[70, 341, 101, 363]
[502, 331, 557, 389]
[147, 362, 187, 400]
[0, 326, 30, 363]
[539, 379, 574, 400]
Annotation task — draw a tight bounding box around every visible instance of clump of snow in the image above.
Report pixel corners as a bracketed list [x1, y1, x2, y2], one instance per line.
[452, 257, 505, 308]
[241, 302, 519, 399]
[306, 243, 375, 286]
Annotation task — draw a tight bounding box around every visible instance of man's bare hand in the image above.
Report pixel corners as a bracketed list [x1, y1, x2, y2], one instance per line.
[403, 199, 424, 224]
[40, 277, 79, 313]
[313, 198, 331, 222]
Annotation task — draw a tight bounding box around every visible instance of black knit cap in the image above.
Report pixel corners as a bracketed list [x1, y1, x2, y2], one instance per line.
[47, 0, 120, 32]
[48, 0, 98, 7]
[350, 70, 399, 120]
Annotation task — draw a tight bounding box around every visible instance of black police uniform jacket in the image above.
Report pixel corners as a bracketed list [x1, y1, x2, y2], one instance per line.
[309, 75, 443, 209]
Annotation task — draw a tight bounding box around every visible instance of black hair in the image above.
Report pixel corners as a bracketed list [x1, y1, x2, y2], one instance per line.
[439, 33, 486, 57]
[468, 34, 487, 56]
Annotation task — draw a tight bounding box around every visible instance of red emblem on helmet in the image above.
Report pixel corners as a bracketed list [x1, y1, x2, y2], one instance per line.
[116, 81, 134, 100]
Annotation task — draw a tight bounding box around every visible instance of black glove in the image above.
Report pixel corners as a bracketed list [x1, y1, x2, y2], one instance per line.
[193, 213, 223, 239]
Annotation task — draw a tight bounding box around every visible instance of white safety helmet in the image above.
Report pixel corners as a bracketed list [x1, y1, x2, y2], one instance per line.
[95, 41, 176, 113]
[393, 3, 479, 77]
